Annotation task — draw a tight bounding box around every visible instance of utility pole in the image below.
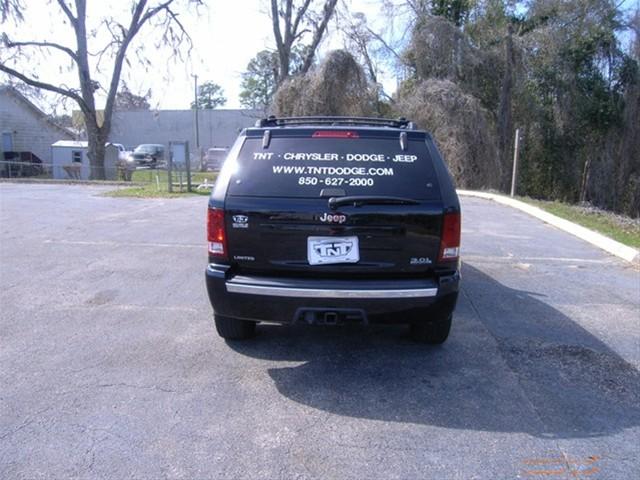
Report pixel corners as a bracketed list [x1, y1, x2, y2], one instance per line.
[193, 74, 200, 162]
[167, 143, 173, 193]
[510, 128, 520, 197]
[185, 141, 192, 193]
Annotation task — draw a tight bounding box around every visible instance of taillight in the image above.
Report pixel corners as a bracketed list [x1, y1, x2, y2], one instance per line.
[439, 212, 461, 262]
[312, 130, 359, 139]
[207, 207, 227, 258]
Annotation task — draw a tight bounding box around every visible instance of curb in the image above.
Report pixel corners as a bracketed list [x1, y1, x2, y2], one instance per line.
[457, 190, 640, 265]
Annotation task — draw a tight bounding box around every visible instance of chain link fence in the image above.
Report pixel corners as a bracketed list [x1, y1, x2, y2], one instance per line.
[0, 156, 216, 193]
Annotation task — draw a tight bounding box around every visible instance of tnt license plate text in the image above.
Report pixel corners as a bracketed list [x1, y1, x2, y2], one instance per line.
[307, 236, 360, 265]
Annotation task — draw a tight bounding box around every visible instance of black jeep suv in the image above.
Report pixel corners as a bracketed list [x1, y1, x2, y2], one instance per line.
[205, 117, 461, 343]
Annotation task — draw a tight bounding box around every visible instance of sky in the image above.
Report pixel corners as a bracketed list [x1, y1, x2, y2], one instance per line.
[2, 0, 637, 114]
[0, 0, 397, 113]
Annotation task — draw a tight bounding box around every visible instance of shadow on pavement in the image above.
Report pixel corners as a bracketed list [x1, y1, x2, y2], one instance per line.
[227, 263, 640, 439]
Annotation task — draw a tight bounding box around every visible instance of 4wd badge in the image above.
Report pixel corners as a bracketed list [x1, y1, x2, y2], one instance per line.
[232, 215, 249, 229]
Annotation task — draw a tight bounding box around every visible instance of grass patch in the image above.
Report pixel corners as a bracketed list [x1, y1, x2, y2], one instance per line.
[104, 170, 217, 198]
[521, 197, 640, 249]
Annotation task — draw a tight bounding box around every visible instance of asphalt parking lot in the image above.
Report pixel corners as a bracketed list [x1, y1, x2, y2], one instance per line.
[1, 183, 639, 479]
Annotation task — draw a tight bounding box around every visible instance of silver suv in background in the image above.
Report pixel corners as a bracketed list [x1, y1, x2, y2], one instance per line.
[202, 147, 228, 171]
[111, 143, 132, 162]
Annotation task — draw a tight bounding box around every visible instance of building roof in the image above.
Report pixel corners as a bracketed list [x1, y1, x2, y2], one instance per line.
[52, 140, 120, 150]
[0, 85, 76, 138]
[52, 140, 88, 148]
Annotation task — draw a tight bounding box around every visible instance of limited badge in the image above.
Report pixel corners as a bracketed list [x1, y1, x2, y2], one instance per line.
[233, 255, 255, 261]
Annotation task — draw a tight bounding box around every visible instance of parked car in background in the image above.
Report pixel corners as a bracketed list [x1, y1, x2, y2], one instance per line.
[111, 143, 131, 162]
[113, 143, 135, 181]
[129, 144, 164, 167]
[202, 147, 228, 171]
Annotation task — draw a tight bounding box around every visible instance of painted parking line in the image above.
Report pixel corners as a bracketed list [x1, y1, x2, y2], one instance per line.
[463, 254, 615, 265]
[44, 239, 202, 249]
[51, 303, 200, 313]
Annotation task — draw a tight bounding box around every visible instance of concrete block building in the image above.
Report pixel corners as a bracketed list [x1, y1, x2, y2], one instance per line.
[108, 109, 261, 154]
[1, 84, 260, 171]
[0, 86, 74, 165]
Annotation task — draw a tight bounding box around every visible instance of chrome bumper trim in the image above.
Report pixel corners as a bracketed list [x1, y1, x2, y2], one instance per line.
[225, 283, 438, 299]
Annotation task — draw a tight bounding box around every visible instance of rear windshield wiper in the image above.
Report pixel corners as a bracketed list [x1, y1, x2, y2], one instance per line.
[328, 195, 420, 210]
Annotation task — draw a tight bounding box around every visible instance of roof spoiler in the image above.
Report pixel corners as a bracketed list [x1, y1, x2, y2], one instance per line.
[254, 116, 416, 130]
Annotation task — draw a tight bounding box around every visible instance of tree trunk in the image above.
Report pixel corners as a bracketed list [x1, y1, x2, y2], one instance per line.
[300, 0, 338, 75]
[271, 0, 337, 85]
[1, 0, 190, 183]
[87, 126, 108, 180]
[579, 157, 591, 204]
[497, 25, 515, 191]
[279, 49, 291, 83]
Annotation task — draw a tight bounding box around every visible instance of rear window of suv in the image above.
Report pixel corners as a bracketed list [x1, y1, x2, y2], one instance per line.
[226, 131, 441, 199]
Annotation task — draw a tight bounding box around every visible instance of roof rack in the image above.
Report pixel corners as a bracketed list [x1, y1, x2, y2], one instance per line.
[255, 116, 416, 129]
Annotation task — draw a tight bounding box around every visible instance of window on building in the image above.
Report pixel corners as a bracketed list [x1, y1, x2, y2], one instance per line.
[72, 151, 82, 163]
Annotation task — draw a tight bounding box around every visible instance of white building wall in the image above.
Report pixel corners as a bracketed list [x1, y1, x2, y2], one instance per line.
[51, 146, 87, 179]
[0, 90, 73, 164]
[52, 144, 119, 180]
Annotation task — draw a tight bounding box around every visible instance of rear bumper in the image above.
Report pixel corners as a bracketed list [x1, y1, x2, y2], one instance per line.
[205, 264, 459, 325]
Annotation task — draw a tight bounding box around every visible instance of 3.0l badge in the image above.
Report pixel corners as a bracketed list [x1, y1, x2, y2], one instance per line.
[410, 257, 432, 265]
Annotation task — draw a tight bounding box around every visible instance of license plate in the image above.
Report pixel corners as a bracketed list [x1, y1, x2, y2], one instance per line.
[307, 236, 359, 265]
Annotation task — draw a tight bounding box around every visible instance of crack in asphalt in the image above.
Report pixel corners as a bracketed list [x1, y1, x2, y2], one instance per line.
[94, 382, 188, 394]
[0, 405, 54, 441]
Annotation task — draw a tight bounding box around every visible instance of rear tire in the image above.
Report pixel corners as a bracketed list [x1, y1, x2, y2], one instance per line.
[410, 314, 452, 344]
[214, 315, 256, 340]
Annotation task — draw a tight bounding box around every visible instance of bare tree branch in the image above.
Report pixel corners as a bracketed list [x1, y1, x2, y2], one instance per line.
[136, 0, 173, 31]
[3, 38, 78, 61]
[91, 19, 123, 72]
[300, 0, 338, 74]
[292, 27, 310, 42]
[101, 0, 150, 131]
[0, 63, 89, 113]
[56, 0, 76, 25]
[103, 0, 195, 131]
[270, 0, 338, 81]
[163, 5, 188, 37]
[1, 0, 25, 22]
[291, 0, 312, 41]
[366, 26, 402, 61]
